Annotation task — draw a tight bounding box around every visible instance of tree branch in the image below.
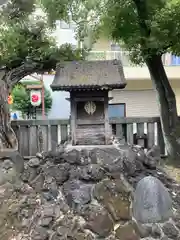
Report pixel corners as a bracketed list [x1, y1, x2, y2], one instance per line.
[3, 61, 43, 89]
[133, 0, 151, 48]
[160, 42, 173, 54]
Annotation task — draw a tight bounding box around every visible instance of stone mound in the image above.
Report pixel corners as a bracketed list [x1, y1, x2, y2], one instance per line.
[0, 145, 180, 240]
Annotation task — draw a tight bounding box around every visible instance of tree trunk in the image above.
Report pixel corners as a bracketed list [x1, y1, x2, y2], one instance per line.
[146, 55, 180, 161]
[0, 62, 41, 152]
[0, 79, 18, 151]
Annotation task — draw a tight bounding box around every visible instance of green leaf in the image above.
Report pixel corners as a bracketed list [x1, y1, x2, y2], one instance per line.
[44, 0, 180, 63]
[0, 0, 87, 74]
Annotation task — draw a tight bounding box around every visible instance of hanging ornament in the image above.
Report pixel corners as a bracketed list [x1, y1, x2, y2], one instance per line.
[30, 90, 41, 106]
[8, 95, 13, 104]
[84, 101, 96, 115]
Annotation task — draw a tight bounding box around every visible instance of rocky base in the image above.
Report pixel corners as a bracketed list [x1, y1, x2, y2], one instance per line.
[0, 145, 180, 240]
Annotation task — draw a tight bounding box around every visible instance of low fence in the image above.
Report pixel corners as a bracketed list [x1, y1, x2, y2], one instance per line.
[11, 117, 165, 157]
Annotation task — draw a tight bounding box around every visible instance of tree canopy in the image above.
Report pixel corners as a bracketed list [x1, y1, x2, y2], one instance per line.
[0, 0, 86, 88]
[41, 0, 180, 62]
[0, 0, 87, 150]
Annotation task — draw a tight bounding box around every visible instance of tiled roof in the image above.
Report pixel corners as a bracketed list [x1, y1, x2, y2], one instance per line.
[50, 60, 126, 91]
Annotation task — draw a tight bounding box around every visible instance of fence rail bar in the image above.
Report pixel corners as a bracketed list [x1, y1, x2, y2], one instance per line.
[11, 117, 162, 126]
[109, 117, 160, 124]
[10, 117, 166, 157]
[11, 119, 70, 126]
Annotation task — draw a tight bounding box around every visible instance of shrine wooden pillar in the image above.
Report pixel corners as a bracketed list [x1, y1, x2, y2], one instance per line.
[70, 92, 77, 145]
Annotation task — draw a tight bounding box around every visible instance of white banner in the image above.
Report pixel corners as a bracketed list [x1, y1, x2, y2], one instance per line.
[30, 90, 41, 106]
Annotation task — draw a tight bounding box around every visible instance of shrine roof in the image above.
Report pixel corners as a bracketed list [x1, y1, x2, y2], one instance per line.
[50, 60, 126, 91]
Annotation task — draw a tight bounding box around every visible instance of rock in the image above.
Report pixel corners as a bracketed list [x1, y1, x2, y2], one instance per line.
[42, 187, 59, 201]
[69, 164, 105, 181]
[132, 176, 172, 223]
[88, 148, 99, 164]
[73, 232, 94, 240]
[42, 191, 55, 201]
[80, 149, 91, 165]
[56, 143, 65, 152]
[0, 167, 18, 185]
[53, 228, 93, 240]
[0, 169, 11, 185]
[9, 151, 24, 173]
[42, 163, 70, 185]
[132, 145, 145, 162]
[145, 145, 161, 169]
[42, 176, 59, 200]
[63, 180, 91, 209]
[131, 146, 146, 171]
[49, 232, 59, 240]
[55, 198, 70, 214]
[79, 164, 105, 181]
[56, 226, 70, 236]
[173, 214, 180, 230]
[103, 157, 124, 179]
[115, 223, 140, 240]
[81, 204, 113, 237]
[162, 222, 179, 239]
[30, 174, 45, 192]
[160, 237, 169, 240]
[122, 148, 137, 175]
[69, 166, 81, 179]
[36, 152, 43, 159]
[28, 157, 40, 168]
[63, 149, 81, 165]
[41, 205, 55, 217]
[131, 221, 152, 238]
[93, 179, 131, 221]
[21, 208, 33, 219]
[39, 217, 52, 227]
[21, 164, 38, 182]
[43, 151, 65, 164]
[151, 224, 162, 238]
[21, 218, 30, 228]
[30, 226, 48, 240]
[2, 159, 13, 170]
[89, 148, 120, 165]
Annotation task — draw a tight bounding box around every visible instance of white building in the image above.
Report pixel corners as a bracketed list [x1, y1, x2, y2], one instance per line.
[52, 20, 77, 47]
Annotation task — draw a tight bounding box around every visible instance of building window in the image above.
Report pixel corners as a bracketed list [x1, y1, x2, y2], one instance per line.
[110, 43, 121, 51]
[108, 103, 125, 118]
[171, 55, 180, 65]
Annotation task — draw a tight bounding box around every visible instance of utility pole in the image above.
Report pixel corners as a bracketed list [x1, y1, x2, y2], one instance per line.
[41, 74, 45, 119]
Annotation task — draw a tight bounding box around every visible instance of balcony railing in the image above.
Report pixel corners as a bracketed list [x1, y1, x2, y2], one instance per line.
[87, 51, 180, 66]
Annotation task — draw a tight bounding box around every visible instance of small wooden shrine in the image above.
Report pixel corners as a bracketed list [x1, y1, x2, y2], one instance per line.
[51, 60, 126, 145]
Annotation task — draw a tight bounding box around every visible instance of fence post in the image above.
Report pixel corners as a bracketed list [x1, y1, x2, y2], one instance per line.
[126, 124, 134, 144]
